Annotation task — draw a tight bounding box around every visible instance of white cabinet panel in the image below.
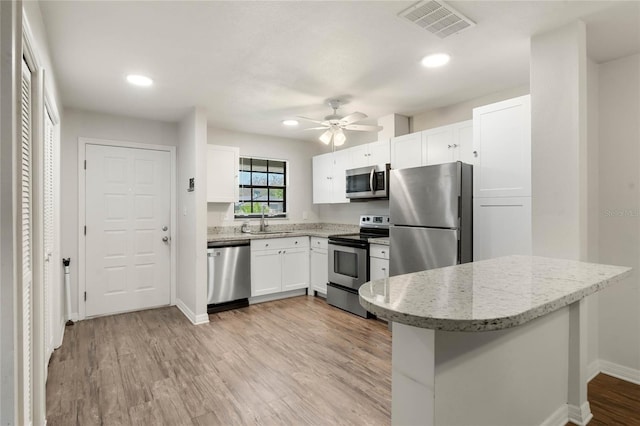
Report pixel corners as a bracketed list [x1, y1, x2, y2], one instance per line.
[312, 153, 333, 204]
[349, 145, 370, 169]
[370, 256, 389, 282]
[391, 132, 424, 170]
[251, 249, 282, 296]
[473, 95, 531, 198]
[207, 145, 239, 203]
[370, 244, 389, 260]
[473, 197, 532, 261]
[282, 247, 310, 291]
[310, 247, 328, 295]
[368, 140, 391, 166]
[455, 121, 474, 164]
[424, 126, 455, 166]
[332, 149, 350, 204]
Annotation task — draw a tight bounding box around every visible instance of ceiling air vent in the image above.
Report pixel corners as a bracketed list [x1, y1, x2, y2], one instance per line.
[399, 0, 475, 39]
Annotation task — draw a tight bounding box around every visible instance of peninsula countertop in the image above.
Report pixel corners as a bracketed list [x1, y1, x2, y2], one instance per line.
[359, 255, 631, 332]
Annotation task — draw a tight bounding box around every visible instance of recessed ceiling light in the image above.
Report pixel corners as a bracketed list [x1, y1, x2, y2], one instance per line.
[282, 119, 299, 126]
[421, 53, 451, 68]
[126, 74, 153, 87]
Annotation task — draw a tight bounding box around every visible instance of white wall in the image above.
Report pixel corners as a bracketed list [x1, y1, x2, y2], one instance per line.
[207, 127, 323, 226]
[412, 86, 530, 132]
[176, 108, 208, 324]
[60, 108, 178, 317]
[0, 1, 21, 423]
[597, 53, 640, 374]
[530, 21, 588, 260]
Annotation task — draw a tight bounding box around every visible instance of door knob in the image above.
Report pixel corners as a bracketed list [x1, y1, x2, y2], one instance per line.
[162, 236, 169, 242]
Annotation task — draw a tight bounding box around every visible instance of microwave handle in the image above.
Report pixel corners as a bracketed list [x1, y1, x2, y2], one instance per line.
[370, 168, 376, 192]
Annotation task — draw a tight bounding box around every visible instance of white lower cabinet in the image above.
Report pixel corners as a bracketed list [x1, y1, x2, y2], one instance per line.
[473, 197, 532, 261]
[251, 237, 310, 297]
[309, 237, 328, 295]
[370, 244, 390, 281]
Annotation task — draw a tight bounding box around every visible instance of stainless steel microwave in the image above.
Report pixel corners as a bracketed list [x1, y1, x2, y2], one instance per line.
[345, 163, 390, 200]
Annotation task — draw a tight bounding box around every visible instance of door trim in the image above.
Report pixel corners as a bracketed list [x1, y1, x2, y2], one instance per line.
[77, 137, 176, 320]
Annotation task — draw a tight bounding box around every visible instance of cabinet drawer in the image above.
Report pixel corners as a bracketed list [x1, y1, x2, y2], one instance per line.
[310, 237, 328, 250]
[251, 236, 309, 251]
[370, 244, 390, 260]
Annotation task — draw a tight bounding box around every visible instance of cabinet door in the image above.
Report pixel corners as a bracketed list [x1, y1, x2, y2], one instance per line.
[349, 144, 370, 169]
[368, 140, 390, 166]
[251, 249, 282, 296]
[312, 153, 333, 204]
[473, 197, 532, 261]
[424, 126, 455, 166]
[331, 149, 350, 203]
[282, 247, 310, 291]
[391, 132, 424, 170]
[370, 256, 389, 281]
[310, 247, 328, 295]
[454, 120, 474, 164]
[207, 145, 239, 203]
[473, 95, 531, 197]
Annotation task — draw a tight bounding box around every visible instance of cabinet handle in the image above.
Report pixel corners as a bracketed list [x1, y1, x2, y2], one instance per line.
[283, 250, 286, 254]
[381, 250, 386, 254]
[278, 250, 281, 254]
[447, 144, 452, 148]
[266, 244, 269, 247]
[382, 267, 386, 271]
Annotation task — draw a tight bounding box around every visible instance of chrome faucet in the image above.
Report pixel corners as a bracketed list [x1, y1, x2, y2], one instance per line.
[260, 205, 269, 232]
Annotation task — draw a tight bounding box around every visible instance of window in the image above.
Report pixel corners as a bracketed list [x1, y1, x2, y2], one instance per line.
[235, 157, 287, 218]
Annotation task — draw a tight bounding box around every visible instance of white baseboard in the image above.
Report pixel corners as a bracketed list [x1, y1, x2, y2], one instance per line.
[598, 359, 640, 385]
[175, 298, 209, 325]
[587, 360, 600, 382]
[541, 404, 568, 426]
[567, 402, 593, 426]
[249, 288, 306, 305]
[68, 312, 79, 322]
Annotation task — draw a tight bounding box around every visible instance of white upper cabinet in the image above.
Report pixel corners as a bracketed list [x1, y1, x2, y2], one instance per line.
[349, 140, 390, 169]
[391, 120, 473, 170]
[473, 95, 531, 198]
[312, 150, 350, 204]
[391, 132, 424, 170]
[207, 145, 239, 203]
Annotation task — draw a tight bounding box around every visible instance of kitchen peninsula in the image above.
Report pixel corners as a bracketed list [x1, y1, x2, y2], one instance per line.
[359, 255, 631, 426]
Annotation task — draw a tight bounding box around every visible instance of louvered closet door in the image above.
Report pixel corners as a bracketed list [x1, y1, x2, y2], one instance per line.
[44, 111, 54, 361]
[20, 57, 33, 426]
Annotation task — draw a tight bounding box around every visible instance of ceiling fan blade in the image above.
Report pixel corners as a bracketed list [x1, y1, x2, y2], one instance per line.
[297, 116, 326, 125]
[303, 126, 329, 130]
[343, 124, 383, 132]
[340, 112, 367, 125]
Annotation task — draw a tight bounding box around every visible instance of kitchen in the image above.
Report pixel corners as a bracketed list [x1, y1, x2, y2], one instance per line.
[2, 1, 639, 425]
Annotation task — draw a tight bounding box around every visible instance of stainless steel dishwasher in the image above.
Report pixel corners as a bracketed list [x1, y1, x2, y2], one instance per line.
[207, 240, 251, 313]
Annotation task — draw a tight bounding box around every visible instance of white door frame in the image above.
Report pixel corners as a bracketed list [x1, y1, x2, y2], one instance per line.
[78, 137, 177, 320]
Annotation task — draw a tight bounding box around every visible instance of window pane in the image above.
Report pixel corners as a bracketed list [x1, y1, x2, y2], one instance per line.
[268, 173, 284, 186]
[253, 159, 268, 172]
[269, 188, 284, 201]
[239, 171, 251, 186]
[269, 161, 285, 174]
[268, 202, 284, 213]
[252, 202, 267, 214]
[235, 202, 252, 215]
[239, 187, 251, 201]
[239, 158, 251, 171]
[252, 172, 267, 186]
[252, 188, 268, 201]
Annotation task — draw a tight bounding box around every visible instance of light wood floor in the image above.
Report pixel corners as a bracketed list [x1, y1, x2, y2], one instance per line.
[47, 295, 640, 425]
[46, 296, 392, 425]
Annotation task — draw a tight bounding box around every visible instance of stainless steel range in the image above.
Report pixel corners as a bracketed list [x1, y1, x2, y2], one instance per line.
[327, 215, 389, 318]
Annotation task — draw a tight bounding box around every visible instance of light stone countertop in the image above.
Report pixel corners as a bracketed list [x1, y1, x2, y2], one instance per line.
[207, 223, 358, 243]
[359, 255, 631, 332]
[369, 237, 390, 246]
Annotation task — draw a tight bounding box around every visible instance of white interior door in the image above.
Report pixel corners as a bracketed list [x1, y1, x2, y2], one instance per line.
[43, 110, 54, 364]
[85, 144, 171, 317]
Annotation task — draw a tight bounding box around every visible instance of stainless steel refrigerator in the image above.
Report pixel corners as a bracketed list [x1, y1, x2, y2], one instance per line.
[389, 162, 473, 277]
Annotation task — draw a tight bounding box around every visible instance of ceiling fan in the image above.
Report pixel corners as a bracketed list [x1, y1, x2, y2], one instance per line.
[297, 99, 382, 146]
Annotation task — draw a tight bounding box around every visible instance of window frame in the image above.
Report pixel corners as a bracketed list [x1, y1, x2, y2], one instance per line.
[234, 156, 289, 219]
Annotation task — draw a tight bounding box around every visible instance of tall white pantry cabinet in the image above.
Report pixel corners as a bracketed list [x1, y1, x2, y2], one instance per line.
[472, 95, 532, 260]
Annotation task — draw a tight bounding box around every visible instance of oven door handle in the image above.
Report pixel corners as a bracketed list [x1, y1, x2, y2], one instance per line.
[328, 240, 368, 250]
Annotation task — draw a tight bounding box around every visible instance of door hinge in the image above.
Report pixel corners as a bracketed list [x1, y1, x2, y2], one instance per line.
[84, 225, 86, 235]
[84, 291, 87, 301]
[84, 160, 86, 169]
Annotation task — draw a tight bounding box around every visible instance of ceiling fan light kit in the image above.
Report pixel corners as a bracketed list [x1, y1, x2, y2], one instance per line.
[296, 99, 382, 147]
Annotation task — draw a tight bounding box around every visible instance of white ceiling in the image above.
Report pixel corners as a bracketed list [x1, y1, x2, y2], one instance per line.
[38, 1, 640, 142]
